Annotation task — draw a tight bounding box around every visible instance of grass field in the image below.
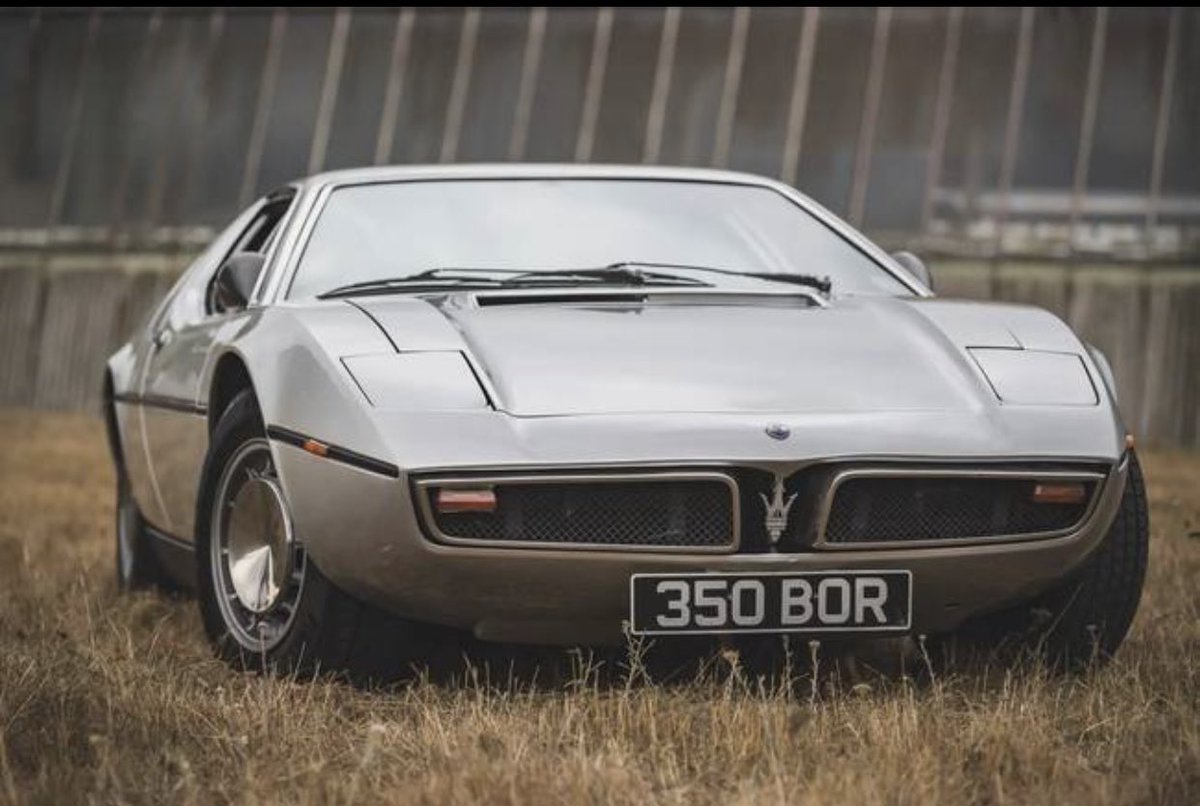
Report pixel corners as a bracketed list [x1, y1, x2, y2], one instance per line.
[1, 409, 1197, 806]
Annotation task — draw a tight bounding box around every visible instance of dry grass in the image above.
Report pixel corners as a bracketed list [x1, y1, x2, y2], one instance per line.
[1, 409, 1198, 806]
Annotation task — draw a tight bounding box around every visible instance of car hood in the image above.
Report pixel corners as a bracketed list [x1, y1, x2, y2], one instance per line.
[354, 292, 1084, 417]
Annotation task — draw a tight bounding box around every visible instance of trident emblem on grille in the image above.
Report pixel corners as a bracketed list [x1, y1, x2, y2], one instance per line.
[760, 474, 798, 546]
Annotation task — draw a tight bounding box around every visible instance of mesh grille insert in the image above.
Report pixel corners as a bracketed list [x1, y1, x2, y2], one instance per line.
[824, 476, 1095, 545]
[426, 478, 735, 549]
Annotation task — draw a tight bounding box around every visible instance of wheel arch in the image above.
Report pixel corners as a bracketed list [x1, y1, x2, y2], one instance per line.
[208, 350, 259, 433]
[102, 367, 125, 478]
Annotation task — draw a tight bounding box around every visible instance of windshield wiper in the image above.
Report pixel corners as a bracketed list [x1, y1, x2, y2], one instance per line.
[603, 261, 832, 296]
[315, 261, 827, 300]
[500, 265, 707, 287]
[317, 265, 707, 299]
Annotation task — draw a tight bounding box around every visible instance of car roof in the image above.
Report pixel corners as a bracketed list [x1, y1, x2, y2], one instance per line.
[297, 163, 790, 193]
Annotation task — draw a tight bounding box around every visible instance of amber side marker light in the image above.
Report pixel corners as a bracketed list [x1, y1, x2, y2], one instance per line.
[302, 439, 329, 458]
[1031, 481, 1087, 505]
[435, 488, 498, 514]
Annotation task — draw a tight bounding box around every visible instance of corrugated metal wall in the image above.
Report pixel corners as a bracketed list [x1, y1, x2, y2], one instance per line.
[2, 7, 1199, 257]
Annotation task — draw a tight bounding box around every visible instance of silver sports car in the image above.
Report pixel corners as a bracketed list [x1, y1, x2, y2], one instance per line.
[106, 165, 1147, 677]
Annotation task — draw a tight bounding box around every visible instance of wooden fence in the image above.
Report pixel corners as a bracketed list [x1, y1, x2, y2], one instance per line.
[1, 255, 1196, 448]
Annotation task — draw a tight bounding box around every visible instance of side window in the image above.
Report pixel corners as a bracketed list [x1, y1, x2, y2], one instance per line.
[205, 196, 293, 316]
[151, 204, 262, 334]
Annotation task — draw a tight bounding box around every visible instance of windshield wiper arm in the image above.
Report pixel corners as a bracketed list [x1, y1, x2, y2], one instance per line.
[316, 271, 507, 299]
[603, 261, 832, 296]
[733, 271, 832, 296]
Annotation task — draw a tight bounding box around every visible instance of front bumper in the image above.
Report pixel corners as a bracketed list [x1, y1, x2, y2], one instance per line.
[274, 444, 1129, 647]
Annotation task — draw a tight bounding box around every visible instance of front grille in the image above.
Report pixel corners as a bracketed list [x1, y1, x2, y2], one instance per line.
[422, 476, 736, 550]
[823, 475, 1097, 545]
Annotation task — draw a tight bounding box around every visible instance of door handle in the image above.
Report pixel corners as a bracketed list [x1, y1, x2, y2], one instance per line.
[152, 328, 174, 352]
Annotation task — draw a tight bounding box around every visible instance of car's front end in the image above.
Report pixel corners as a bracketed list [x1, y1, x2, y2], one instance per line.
[272, 412, 1128, 647]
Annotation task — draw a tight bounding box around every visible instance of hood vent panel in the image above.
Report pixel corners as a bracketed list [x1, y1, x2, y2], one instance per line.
[472, 291, 818, 308]
[475, 292, 649, 308]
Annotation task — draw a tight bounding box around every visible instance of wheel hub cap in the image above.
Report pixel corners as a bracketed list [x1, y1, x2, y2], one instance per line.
[226, 475, 293, 613]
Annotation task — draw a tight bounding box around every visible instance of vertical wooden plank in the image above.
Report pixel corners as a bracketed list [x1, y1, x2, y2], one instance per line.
[308, 7, 352, 174]
[239, 9, 287, 207]
[919, 7, 963, 234]
[440, 7, 481, 163]
[1177, 282, 1200, 448]
[642, 7, 681, 164]
[928, 260, 992, 301]
[710, 6, 751, 168]
[47, 9, 101, 231]
[1146, 7, 1181, 244]
[33, 269, 130, 410]
[574, 7, 614, 163]
[508, 7, 548, 161]
[373, 8, 417, 166]
[1138, 276, 1181, 446]
[0, 267, 47, 407]
[109, 10, 164, 242]
[779, 7, 820, 186]
[994, 262, 1070, 320]
[1067, 7, 1107, 252]
[145, 14, 195, 232]
[1066, 268, 1147, 434]
[993, 7, 1035, 255]
[847, 6, 892, 228]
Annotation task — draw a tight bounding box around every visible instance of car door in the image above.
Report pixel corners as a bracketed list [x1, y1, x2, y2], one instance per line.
[139, 193, 293, 542]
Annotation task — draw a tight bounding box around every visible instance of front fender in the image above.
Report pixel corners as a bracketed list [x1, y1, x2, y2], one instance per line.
[204, 303, 401, 545]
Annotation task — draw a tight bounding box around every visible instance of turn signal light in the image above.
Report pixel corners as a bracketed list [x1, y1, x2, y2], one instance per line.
[1031, 481, 1087, 505]
[435, 488, 497, 514]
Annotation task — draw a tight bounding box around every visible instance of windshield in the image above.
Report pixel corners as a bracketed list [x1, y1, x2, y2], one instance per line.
[288, 179, 911, 299]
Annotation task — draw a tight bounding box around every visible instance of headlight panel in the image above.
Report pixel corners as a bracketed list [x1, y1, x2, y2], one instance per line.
[342, 351, 489, 410]
[969, 348, 1098, 406]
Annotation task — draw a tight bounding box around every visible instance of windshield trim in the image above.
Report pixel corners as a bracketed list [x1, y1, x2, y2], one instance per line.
[275, 175, 926, 302]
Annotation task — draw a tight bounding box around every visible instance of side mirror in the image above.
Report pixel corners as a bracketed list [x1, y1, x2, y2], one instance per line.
[891, 250, 933, 292]
[212, 253, 265, 313]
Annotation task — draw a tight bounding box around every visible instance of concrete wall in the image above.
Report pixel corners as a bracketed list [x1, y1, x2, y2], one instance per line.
[1, 255, 1196, 448]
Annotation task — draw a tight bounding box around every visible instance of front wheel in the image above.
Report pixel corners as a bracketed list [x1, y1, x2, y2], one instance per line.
[195, 389, 430, 682]
[942, 452, 1149, 671]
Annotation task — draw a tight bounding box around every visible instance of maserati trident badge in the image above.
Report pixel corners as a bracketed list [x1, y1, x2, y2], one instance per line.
[765, 422, 791, 440]
[760, 474, 798, 546]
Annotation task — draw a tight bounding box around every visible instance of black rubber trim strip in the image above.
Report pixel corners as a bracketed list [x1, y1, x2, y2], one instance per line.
[113, 391, 207, 417]
[144, 522, 194, 552]
[345, 299, 399, 351]
[341, 302, 496, 411]
[266, 425, 400, 479]
[142, 523, 198, 591]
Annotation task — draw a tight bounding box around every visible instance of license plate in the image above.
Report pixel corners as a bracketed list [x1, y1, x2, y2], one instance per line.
[629, 571, 912, 636]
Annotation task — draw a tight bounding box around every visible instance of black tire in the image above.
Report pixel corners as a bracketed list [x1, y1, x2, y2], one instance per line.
[116, 471, 171, 591]
[944, 452, 1149, 671]
[195, 388, 433, 683]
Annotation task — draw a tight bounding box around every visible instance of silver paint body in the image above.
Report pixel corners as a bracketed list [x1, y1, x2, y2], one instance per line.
[107, 165, 1128, 646]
